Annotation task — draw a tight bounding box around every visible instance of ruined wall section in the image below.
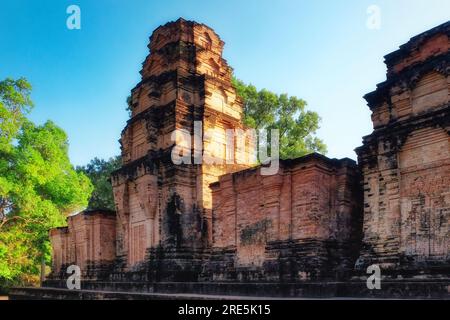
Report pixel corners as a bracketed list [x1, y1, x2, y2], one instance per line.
[49, 210, 116, 279]
[49, 227, 71, 275]
[205, 154, 363, 281]
[356, 21, 450, 276]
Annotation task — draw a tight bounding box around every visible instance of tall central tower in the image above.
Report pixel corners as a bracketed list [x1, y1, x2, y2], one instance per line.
[111, 18, 252, 276]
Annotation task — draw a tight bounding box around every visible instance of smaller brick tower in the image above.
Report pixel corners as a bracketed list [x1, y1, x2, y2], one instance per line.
[355, 21, 450, 278]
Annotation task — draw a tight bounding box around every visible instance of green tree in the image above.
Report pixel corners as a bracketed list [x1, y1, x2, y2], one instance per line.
[0, 78, 93, 290]
[0, 78, 33, 151]
[232, 77, 327, 159]
[125, 95, 132, 117]
[77, 156, 121, 211]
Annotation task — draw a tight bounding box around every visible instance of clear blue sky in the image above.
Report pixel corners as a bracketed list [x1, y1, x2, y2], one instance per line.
[1, 0, 449, 166]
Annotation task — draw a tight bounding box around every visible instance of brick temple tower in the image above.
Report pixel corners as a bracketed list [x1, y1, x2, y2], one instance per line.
[40, 19, 449, 299]
[355, 21, 450, 277]
[111, 18, 252, 277]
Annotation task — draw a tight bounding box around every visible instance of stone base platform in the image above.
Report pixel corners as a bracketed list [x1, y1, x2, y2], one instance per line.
[9, 287, 266, 300]
[9, 280, 450, 299]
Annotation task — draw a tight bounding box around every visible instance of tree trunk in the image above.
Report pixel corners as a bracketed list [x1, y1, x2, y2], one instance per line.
[40, 255, 46, 286]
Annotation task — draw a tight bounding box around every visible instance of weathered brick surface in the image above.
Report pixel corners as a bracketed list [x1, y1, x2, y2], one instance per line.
[49, 210, 116, 278]
[355, 21, 450, 276]
[204, 154, 362, 281]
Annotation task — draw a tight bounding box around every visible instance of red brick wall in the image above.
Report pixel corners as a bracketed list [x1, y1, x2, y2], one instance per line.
[49, 210, 116, 276]
[209, 154, 362, 279]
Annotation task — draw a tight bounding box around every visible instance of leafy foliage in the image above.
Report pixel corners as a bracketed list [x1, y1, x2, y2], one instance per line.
[125, 95, 132, 117]
[77, 156, 121, 211]
[232, 77, 327, 159]
[0, 78, 93, 290]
